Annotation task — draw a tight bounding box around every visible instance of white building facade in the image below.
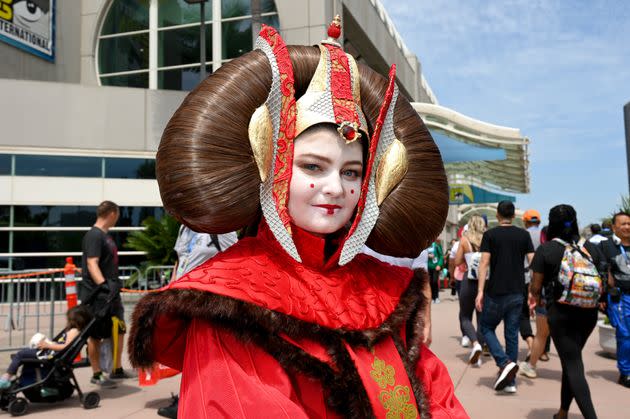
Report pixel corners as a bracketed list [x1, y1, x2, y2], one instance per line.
[0, 0, 438, 270]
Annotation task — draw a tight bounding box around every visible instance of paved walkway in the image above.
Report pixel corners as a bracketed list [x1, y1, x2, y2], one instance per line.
[1, 291, 626, 418]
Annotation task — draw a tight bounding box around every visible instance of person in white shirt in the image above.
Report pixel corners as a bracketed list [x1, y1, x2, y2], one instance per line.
[588, 224, 608, 244]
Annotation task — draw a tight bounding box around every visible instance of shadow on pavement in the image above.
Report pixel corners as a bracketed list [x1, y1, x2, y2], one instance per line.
[587, 368, 618, 383]
[526, 407, 583, 418]
[594, 350, 616, 360]
[91, 382, 142, 400]
[145, 396, 175, 409]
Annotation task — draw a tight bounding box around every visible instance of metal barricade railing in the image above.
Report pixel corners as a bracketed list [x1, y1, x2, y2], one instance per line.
[142, 265, 174, 290]
[0, 269, 69, 352]
[0, 264, 174, 351]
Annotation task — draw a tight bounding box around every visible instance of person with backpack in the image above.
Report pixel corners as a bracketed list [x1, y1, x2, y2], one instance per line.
[454, 215, 487, 365]
[158, 226, 238, 419]
[600, 211, 630, 389]
[529, 204, 604, 419]
[171, 226, 238, 281]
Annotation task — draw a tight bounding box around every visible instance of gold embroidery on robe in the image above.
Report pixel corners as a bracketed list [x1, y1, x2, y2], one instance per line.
[369, 354, 418, 418]
[379, 385, 418, 419]
[370, 358, 396, 389]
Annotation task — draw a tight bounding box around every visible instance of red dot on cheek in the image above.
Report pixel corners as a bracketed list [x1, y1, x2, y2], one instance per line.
[351, 189, 355, 194]
[310, 184, 314, 188]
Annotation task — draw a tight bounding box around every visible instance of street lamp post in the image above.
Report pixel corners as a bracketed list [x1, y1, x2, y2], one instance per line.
[185, 0, 209, 83]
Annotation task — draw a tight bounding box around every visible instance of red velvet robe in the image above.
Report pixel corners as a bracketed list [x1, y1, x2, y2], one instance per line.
[129, 224, 468, 418]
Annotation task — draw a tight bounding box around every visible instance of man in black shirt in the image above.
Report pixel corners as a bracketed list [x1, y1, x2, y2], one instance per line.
[600, 212, 630, 388]
[79, 201, 126, 387]
[475, 201, 534, 392]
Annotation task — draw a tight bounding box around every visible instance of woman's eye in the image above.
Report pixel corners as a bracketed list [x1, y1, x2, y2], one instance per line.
[302, 163, 320, 172]
[342, 169, 359, 179]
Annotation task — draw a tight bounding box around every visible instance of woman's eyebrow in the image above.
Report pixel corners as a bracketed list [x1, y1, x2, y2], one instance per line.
[296, 153, 332, 164]
[345, 160, 363, 166]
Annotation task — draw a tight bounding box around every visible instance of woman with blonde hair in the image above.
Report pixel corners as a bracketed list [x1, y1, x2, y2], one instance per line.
[455, 215, 487, 365]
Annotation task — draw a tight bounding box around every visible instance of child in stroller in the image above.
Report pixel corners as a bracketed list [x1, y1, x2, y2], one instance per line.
[0, 304, 101, 416]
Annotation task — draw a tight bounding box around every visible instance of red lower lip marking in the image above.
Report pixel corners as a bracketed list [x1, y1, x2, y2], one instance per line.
[327, 208, 334, 215]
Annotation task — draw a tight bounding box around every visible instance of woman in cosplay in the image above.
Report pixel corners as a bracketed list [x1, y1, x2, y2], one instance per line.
[129, 18, 468, 419]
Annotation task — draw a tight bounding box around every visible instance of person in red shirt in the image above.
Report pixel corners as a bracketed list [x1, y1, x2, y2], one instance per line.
[129, 19, 467, 419]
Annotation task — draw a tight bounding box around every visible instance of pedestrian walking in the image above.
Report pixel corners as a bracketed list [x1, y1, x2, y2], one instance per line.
[520, 209, 551, 367]
[475, 200, 534, 393]
[428, 240, 445, 303]
[529, 204, 604, 419]
[79, 200, 129, 388]
[600, 211, 630, 389]
[454, 215, 486, 365]
[588, 224, 608, 244]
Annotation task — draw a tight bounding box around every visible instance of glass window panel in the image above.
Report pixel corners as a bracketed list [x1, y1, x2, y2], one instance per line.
[0, 206, 9, 226]
[222, 18, 252, 59]
[222, 0, 249, 17]
[101, 0, 150, 35]
[13, 231, 85, 253]
[0, 154, 10, 175]
[100, 72, 149, 89]
[158, 26, 212, 67]
[0, 257, 26, 271]
[118, 207, 165, 227]
[99, 34, 149, 74]
[13, 206, 97, 227]
[15, 155, 102, 178]
[105, 158, 156, 179]
[261, 14, 280, 30]
[222, 0, 277, 17]
[158, 66, 212, 91]
[158, 0, 212, 28]
[0, 232, 7, 253]
[261, 0, 278, 13]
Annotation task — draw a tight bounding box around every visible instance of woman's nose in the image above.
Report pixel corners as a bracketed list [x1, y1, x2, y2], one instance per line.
[321, 173, 344, 196]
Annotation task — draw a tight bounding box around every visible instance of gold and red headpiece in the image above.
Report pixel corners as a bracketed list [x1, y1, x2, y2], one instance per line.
[295, 15, 367, 144]
[248, 18, 407, 265]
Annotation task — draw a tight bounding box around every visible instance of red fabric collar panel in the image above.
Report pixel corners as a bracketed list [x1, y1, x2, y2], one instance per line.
[168, 226, 413, 331]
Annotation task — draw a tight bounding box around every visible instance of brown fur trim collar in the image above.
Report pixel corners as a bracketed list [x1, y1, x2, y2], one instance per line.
[129, 268, 429, 418]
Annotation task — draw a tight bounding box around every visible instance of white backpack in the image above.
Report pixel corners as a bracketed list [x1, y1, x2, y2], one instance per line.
[466, 242, 488, 281]
[552, 238, 603, 308]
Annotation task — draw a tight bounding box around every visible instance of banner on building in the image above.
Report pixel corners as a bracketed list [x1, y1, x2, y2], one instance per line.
[0, 0, 55, 61]
[449, 184, 515, 205]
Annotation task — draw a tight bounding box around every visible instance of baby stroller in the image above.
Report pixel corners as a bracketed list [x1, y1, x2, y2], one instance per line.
[0, 289, 116, 416]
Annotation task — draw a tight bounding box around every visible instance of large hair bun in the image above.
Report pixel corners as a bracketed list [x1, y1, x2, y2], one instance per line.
[156, 46, 448, 257]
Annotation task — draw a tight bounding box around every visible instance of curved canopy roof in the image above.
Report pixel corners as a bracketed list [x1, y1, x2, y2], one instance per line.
[413, 103, 530, 194]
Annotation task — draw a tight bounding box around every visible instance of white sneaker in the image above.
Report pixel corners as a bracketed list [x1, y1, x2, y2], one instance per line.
[475, 358, 483, 368]
[461, 336, 471, 348]
[519, 361, 537, 378]
[469, 342, 483, 365]
[434, 298, 441, 304]
[503, 385, 517, 394]
[494, 362, 518, 391]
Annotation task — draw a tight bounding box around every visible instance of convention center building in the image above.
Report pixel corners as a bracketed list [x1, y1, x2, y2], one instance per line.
[0, 0, 529, 270]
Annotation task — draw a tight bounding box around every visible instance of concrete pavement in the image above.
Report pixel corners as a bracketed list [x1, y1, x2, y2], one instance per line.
[1, 290, 626, 418]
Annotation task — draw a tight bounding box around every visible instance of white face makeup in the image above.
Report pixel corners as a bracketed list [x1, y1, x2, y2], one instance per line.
[288, 125, 363, 236]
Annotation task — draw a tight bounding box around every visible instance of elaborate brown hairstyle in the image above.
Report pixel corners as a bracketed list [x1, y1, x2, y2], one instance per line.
[156, 46, 447, 258]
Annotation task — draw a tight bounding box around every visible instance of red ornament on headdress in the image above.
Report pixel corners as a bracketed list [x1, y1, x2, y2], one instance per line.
[327, 15, 342, 40]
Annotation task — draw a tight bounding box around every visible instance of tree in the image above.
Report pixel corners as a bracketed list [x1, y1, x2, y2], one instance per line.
[124, 214, 180, 288]
[617, 195, 630, 215]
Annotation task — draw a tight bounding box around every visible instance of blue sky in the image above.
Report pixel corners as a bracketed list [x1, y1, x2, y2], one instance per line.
[381, 0, 630, 227]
